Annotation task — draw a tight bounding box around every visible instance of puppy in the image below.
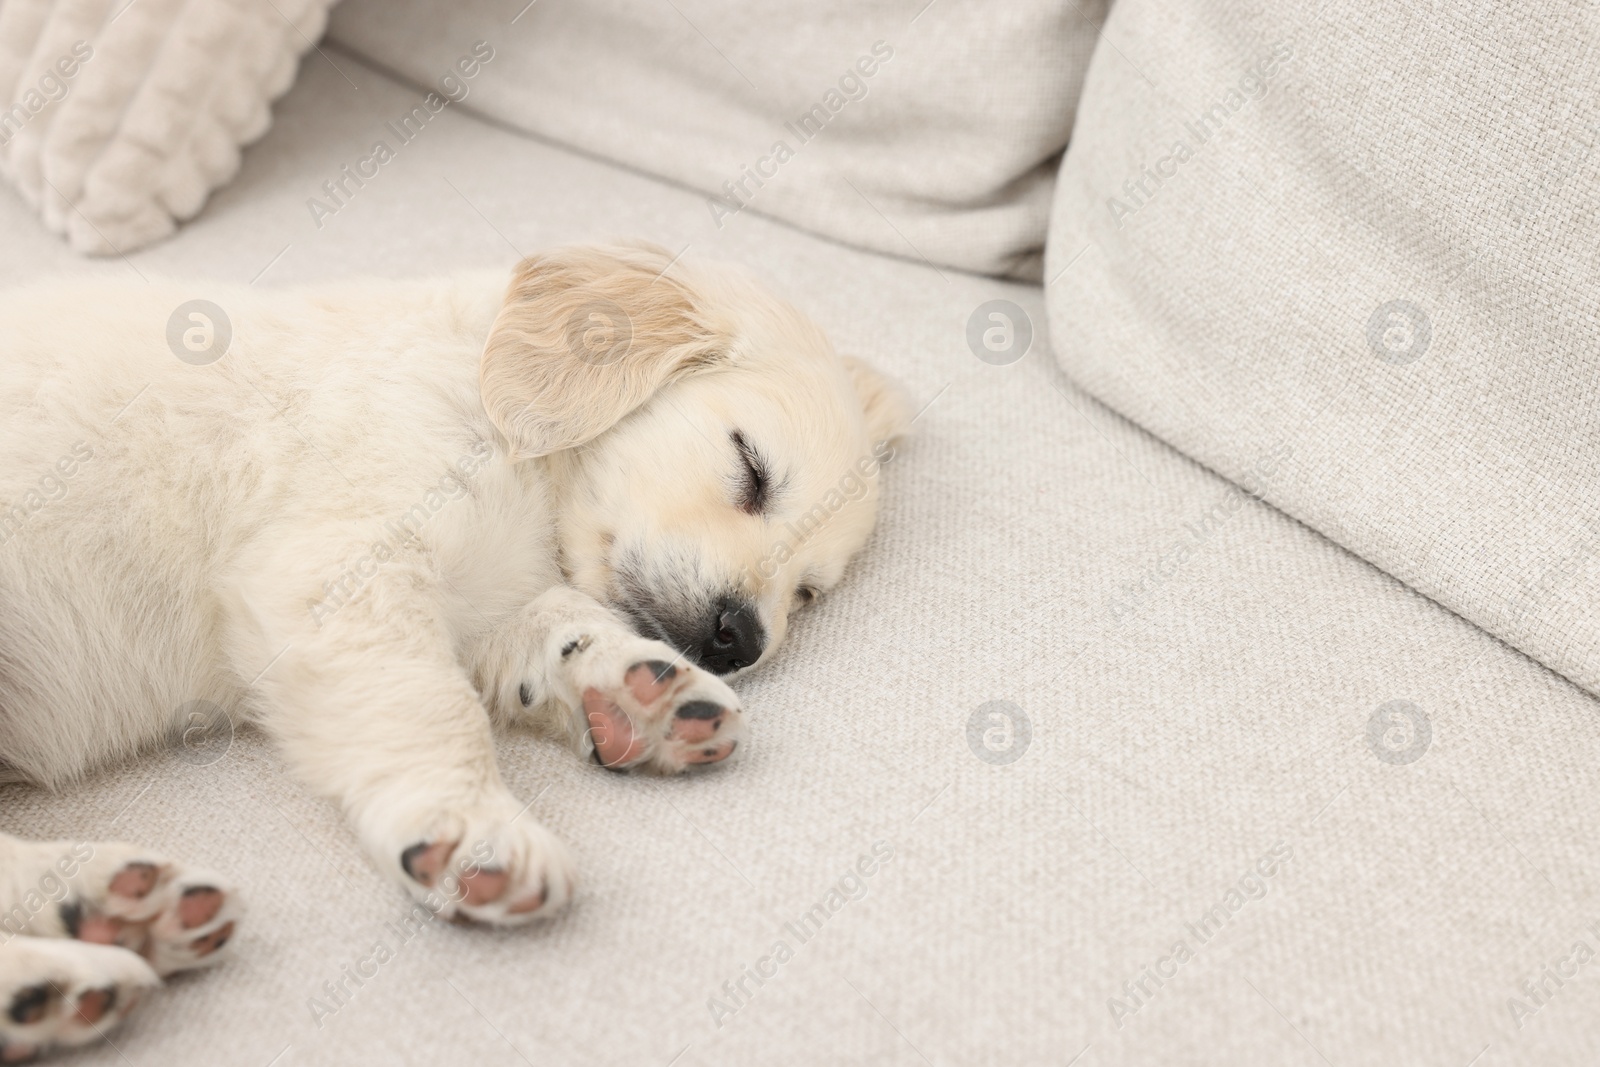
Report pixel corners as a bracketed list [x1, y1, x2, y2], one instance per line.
[0, 242, 907, 1059]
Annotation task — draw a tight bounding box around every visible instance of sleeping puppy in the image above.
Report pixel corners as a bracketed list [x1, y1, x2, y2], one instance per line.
[0, 242, 907, 1060]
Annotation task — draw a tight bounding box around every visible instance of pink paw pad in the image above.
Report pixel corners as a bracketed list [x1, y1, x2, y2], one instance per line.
[584, 688, 649, 769]
[624, 660, 678, 704]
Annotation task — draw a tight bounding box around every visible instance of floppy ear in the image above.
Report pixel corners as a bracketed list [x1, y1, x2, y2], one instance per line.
[841, 356, 911, 445]
[481, 243, 733, 458]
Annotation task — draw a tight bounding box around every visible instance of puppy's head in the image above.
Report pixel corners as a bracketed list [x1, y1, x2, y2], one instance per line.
[482, 242, 908, 675]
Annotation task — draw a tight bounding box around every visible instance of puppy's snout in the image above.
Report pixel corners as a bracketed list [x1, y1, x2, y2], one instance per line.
[699, 598, 765, 675]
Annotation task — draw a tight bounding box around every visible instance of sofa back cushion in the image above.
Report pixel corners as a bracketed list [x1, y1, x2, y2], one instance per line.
[1045, 3, 1600, 696]
[328, 0, 1106, 278]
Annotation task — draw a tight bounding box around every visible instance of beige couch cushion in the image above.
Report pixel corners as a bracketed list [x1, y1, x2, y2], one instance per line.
[1047, 3, 1600, 701]
[326, 0, 1106, 279]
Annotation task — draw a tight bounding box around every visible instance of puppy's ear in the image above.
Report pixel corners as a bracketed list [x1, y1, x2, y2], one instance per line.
[841, 356, 911, 445]
[481, 243, 732, 458]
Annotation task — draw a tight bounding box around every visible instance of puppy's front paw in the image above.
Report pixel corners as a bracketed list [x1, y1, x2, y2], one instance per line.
[19, 843, 240, 978]
[368, 799, 576, 926]
[0, 938, 158, 1062]
[564, 639, 744, 773]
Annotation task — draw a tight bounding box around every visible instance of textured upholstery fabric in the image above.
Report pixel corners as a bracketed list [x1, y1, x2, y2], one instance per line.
[1046, 2, 1600, 703]
[2, 48, 1598, 1067]
[325, 0, 1106, 279]
[0, 0, 338, 254]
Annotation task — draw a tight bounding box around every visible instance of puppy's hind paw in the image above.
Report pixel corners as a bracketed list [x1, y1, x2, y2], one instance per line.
[30, 843, 241, 978]
[0, 938, 158, 1061]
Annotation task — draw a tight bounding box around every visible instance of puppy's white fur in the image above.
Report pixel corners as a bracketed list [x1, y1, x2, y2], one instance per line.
[0, 243, 906, 1055]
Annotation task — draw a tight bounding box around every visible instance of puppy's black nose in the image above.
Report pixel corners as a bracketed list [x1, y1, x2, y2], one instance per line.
[699, 598, 766, 675]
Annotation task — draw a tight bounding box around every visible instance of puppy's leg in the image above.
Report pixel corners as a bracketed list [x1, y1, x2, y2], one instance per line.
[0, 834, 238, 977]
[242, 581, 576, 926]
[471, 586, 745, 773]
[0, 935, 158, 1062]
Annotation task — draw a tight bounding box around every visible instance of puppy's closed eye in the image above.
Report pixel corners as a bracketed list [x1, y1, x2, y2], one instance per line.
[730, 430, 772, 515]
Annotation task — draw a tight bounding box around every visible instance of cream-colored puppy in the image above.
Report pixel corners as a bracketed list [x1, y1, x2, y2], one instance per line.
[0, 243, 906, 1060]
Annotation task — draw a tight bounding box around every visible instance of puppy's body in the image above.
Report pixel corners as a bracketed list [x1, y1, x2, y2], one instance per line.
[0, 274, 534, 784]
[0, 245, 906, 1060]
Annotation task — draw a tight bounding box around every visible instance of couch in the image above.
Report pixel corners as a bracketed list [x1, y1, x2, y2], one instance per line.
[2, 3, 1597, 1065]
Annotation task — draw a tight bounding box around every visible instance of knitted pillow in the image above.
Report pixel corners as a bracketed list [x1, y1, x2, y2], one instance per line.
[0, 0, 339, 255]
